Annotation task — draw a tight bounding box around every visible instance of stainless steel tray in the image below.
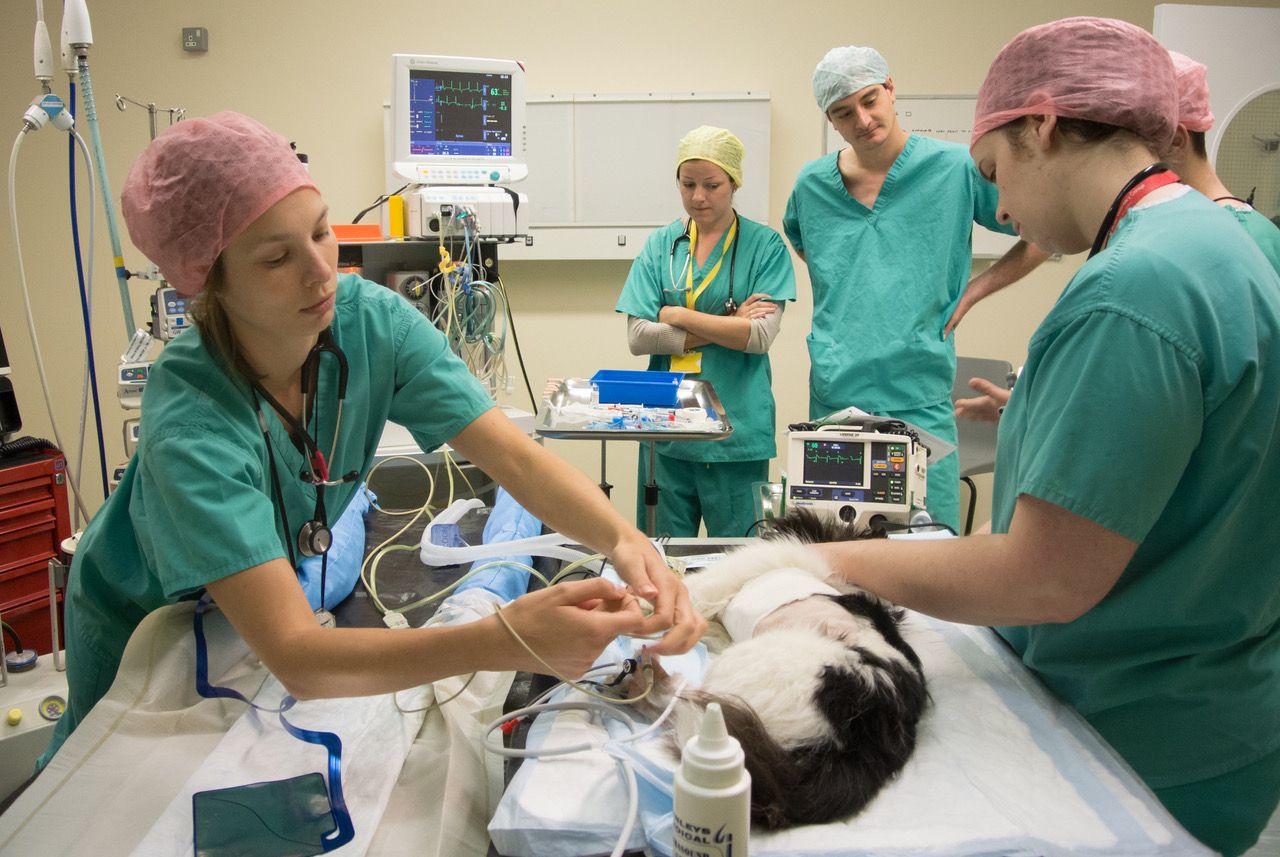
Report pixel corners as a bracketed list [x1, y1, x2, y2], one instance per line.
[535, 377, 733, 441]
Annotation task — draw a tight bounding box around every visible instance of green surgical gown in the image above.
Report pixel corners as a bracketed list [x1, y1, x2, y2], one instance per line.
[992, 191, 1280, 843]
[615, 213, 796, 463]
[42, 275, 495, 764]
[1230, 205, 1280, 274]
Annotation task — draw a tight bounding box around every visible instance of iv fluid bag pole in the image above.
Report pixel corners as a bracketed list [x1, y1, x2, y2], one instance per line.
[77, 55, 135, 339]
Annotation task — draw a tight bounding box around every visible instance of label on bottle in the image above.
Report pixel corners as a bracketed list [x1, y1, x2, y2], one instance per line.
[673, 816, 739, 857]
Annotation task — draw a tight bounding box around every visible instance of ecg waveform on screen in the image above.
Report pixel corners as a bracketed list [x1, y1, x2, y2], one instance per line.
[434, 78, 486, 94]
[432, 79, 511, 98]
[805, 443, 863, 465]
[807, 453, 859, 465]
[435, 95, 490, 111]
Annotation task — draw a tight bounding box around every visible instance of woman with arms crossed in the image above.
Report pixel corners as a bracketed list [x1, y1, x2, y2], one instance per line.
[617, 126, 795, 537]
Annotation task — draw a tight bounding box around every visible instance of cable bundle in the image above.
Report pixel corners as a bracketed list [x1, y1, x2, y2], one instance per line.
[427, 209, 509, 396]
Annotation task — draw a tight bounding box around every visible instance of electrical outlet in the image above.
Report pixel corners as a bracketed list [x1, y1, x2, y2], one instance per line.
[182, 27, 208, 53]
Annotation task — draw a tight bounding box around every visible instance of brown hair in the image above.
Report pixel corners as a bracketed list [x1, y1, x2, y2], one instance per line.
[1004, 115, 1169, 159]
[1188, 130, 1208, 160]
[188, 257, 263, 381]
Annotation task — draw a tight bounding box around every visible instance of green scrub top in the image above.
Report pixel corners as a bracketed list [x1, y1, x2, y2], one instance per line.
[992, 191, 1280, 792]
[615, 213, 796, 462]
[46, 275, 495, 762]
[1230, 206, 1280, 274]
[783, 135, 1014, 413]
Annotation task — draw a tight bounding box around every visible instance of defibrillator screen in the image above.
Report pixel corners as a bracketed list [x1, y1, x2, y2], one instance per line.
[802, 440, 866, 487]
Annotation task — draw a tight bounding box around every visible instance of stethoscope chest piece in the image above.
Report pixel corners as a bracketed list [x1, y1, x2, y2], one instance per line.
[297, 517, 333, 558]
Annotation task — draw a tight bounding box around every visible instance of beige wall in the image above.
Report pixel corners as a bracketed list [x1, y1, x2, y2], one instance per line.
[2, 0, 1275, 527]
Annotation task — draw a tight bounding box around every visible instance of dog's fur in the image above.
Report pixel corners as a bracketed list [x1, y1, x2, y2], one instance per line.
[663, 510, 928, 830]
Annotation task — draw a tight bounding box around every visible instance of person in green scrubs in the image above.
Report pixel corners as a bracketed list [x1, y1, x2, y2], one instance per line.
[783, 45, 1047, 533]
[955, 47, 1280, 421]
[811, 19, 1280, 856]
[1166, 49, 1280, 273]
[40, 112, 703, 767]
[617, 126, 796, 537]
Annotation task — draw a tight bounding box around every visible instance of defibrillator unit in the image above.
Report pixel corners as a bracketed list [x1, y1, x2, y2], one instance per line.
[784, 418, 928, 531]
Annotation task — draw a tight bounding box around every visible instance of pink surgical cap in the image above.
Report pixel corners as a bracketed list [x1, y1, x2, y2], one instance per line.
[121, 111, 317, 296]
[1169, 50, 1214, 132]
[971, 17, 1178, 153]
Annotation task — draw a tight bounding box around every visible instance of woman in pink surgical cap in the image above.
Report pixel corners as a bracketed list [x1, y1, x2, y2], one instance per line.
[812, 18, 1280, 854]
[38, 111, 703, 768]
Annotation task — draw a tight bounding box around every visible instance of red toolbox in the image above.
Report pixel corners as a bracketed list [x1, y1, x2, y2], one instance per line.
[1, 448, 71, 655]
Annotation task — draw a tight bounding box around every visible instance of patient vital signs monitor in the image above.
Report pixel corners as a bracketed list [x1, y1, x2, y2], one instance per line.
[785, 422, 928, 531]
[390, 53, 528, 185]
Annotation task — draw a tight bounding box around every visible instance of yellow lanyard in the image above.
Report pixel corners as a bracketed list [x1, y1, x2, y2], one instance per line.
[684, 218, 738, 310]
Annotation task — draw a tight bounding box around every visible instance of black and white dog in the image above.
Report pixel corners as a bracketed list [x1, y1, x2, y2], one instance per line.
[660, 510, 928, 830]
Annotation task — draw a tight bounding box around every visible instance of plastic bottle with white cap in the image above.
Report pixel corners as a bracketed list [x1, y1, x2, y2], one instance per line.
[673, 702, 751, 857]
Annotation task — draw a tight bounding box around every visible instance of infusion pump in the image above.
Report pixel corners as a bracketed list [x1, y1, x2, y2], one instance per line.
[784, 422, 928, 531]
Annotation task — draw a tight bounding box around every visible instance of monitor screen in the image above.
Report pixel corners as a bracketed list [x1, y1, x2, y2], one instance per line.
[409, 68, 513, 158]
[391, 54, 527, 185]
[802, 439, 867, 487]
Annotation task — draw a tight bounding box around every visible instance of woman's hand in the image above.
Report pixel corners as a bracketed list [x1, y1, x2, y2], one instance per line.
[954, 377, 1012, 423]
[607, 532, 706, 656]
[496, 577, 649, 678]
[733, 293, 778, 320]
[657, 304, 685, 326]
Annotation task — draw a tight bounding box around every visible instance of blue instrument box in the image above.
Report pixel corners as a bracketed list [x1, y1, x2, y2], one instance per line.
[590, 370, 684, 407]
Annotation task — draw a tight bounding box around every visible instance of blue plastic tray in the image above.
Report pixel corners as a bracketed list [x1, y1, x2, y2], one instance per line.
[590, 370, 685, 407]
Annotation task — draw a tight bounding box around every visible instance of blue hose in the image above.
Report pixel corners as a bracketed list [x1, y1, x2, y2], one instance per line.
[68, 79, 110, 501]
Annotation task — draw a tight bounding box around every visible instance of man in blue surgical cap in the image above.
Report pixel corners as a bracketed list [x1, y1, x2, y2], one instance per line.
[783, 45, 1049, 531]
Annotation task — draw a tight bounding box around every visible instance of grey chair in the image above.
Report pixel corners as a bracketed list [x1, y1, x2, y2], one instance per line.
[951, 356, 1014, 535]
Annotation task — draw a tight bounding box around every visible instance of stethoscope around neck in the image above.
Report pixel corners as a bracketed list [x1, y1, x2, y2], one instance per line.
[1088, 162, 1177, 258]
[252, 330, 358, 571]
[667, 210, 741, 315]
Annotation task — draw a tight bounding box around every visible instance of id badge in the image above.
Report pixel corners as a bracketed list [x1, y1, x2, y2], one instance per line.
[670, 351, 702, 374]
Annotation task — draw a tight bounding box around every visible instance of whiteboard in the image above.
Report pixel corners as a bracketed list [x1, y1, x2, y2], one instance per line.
[502, 92, 770, 261]
[822, 95, 1018, 258]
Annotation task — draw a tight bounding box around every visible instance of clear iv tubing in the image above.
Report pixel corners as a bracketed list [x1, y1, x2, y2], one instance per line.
[77, 55, 135, 339]
[8, 129, 92, 522]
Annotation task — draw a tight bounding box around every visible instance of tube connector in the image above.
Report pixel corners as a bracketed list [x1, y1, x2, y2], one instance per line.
[23, 93, 74, 132]
[62, 0, 93, 48]
[34, 13, 55, 86]
[60, 17, 78, 76]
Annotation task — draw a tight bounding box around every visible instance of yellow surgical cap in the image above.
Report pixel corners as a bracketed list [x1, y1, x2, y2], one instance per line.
[675, 126, 744, 188]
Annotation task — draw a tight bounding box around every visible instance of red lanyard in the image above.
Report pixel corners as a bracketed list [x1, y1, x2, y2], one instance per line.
[1090, 165, 1181, 257]
[1110, 172, 1181, 237]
